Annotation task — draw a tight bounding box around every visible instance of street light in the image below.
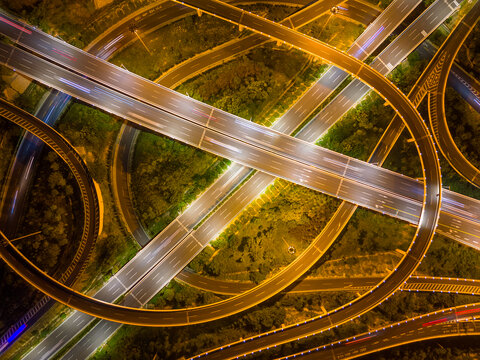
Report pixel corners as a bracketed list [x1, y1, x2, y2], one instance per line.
[129, 22, 152, 55]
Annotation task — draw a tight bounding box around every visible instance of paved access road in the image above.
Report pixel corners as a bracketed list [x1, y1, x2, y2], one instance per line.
[0, 97, 100, 352]
[0, 42, 452, 234]
[276, 304, 480, 360]
[428, 2, 480, 188]
[178, 270, 480, 296]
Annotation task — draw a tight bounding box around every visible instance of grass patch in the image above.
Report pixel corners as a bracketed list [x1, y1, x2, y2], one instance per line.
[110, 13, 240, 80]
[189, 180, 341, 283]
[131, 131, 229, 236]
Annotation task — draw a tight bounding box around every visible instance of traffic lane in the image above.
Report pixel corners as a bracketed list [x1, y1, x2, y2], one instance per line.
[22, 311, 95, 360]
[117, 219, 190, 286]
[0, 15, 436, 204]
[449, 65, 480, 113]
[297, 77, 370, 142]
[274, 65, 350, 135]
[114, 123, 150, 246]
[408, 275, 480, 287]
[2, 43, 476, 246]
[192, 171, 274, 242]
[347, 0, 421, 59]
[4, 41, 478, 245]
[288, 0, 339, 28]
[341, 0, 381, 25]
[61, 319, 121, 360]
[179, 270, 480, 295]
[437, 221, 480, 250]
[297, 0, 462, 144]
[278, 306, 480, 360]
[0, 43, 207, 146]
[198, 127, 341, 194]
[9, 22, 216, 127]
[449, 72, 480, 113]
[210, 109, 428, 202]
[124, 233, 204, 305]
[377, 0, 460, 72]
[177, 162, 252, 228]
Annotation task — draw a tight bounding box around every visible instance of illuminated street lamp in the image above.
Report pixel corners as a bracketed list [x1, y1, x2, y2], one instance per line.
[282, 237, 296, 254]
[129, 22, 152, 55]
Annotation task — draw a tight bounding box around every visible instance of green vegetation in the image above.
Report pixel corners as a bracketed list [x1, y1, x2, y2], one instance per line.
[3, 102, 139, 359]
[148, 280, 222, 309]
[189, 180, 341, 283]
[131, 131, 229, 235]
[13, 82, 48, 115]
[318, 51, 428, 161]
[0, 149, 81, 335]
[302, 13, 365, 50]
[0, 117, 21, 188]
[318, 92, 394, 160]
[177, 46, 318, 123]
[55, 101, 139, 286]
[457, 7, 480, 79]
[0, 0, 157, 49]
[445, 86, 480, 170]
[305, 208, 414, 280]
[0, 0, 95, 47]
[16, 150, 81, 273]
[419, 233, 480, 279]
[110, 13, 239, 80]
[57, 102, 120, 183]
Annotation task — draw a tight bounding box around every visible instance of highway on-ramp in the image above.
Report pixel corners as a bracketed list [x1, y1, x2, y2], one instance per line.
[428, 3, 480, 188]
[275, 304, 480, 360]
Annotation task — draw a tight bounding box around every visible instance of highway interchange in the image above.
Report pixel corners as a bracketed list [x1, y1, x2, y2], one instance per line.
[0, 0, 480, 359]
[0, 0, 445, 325]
